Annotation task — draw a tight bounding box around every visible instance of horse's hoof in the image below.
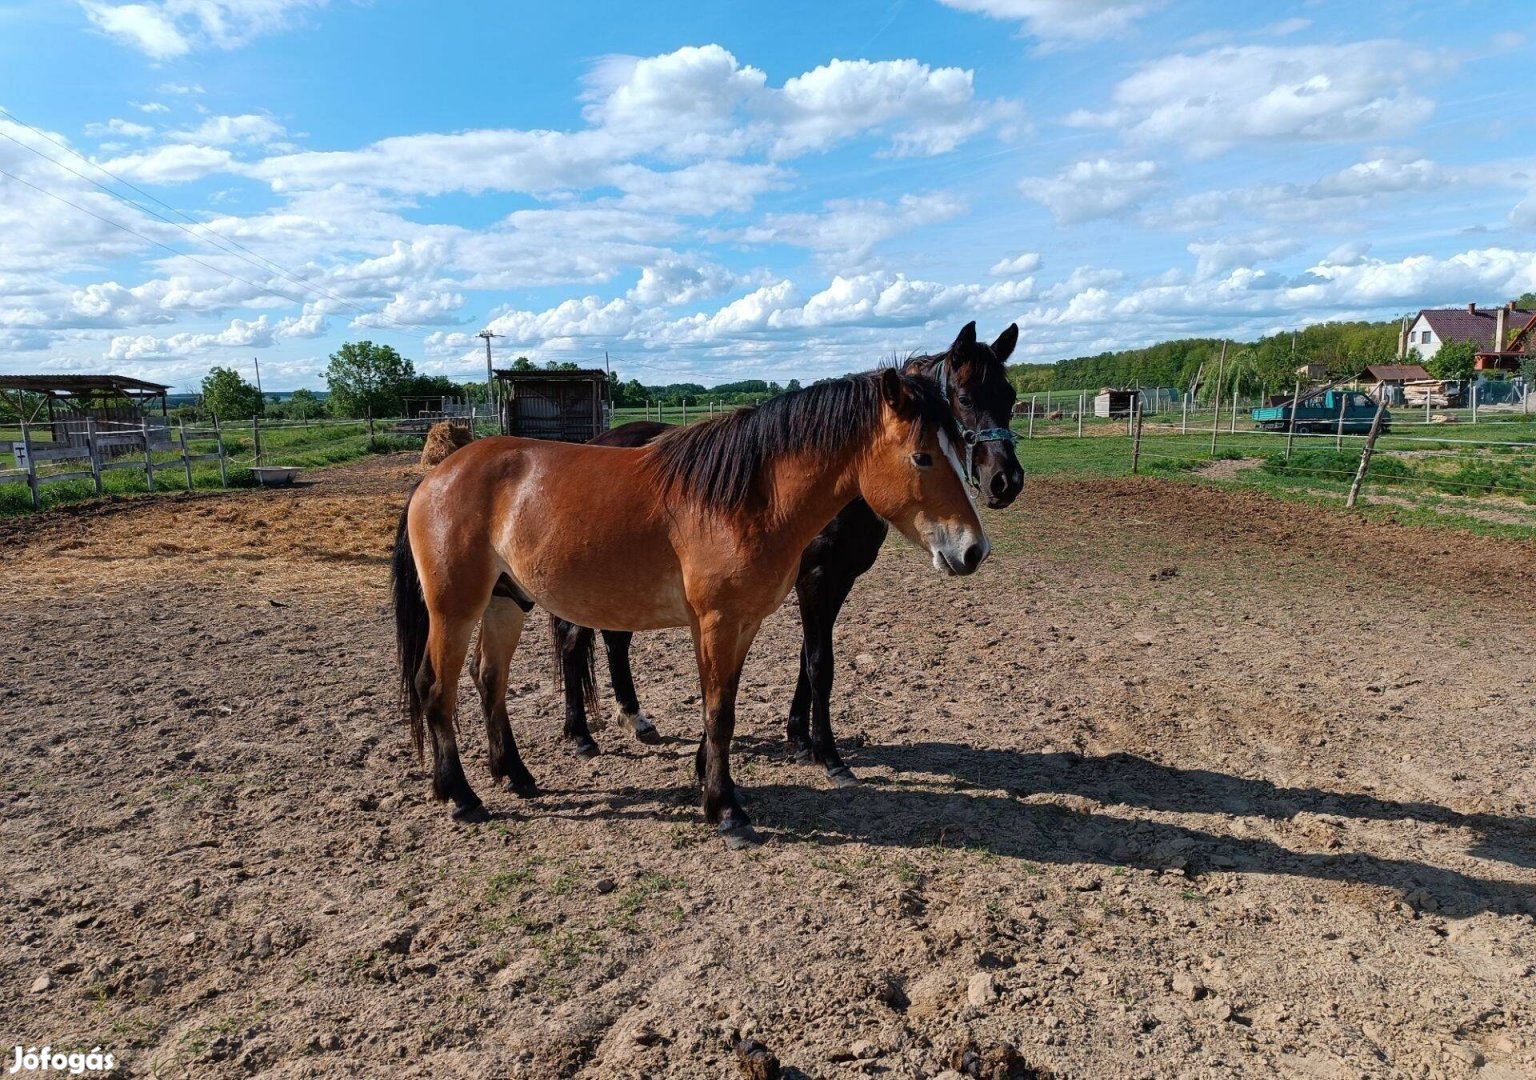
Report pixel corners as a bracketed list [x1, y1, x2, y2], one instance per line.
[719, 821, 761, 850]
[452, 802, 490, 824]
[564, 737, 600, 759]
[827, 766, 860, 788]
[634, 724, 663, 746]
[789, 745, 815, 765]
[504, 776, 539, 797]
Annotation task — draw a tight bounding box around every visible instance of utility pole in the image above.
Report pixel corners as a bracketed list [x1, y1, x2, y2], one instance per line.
[478, 329, 503, 422]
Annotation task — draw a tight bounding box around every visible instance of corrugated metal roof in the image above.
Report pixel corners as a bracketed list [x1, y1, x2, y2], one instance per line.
[1360, 364, 1432, 382]
[0, 374, 171, 395]
[492, 369, 607, 382]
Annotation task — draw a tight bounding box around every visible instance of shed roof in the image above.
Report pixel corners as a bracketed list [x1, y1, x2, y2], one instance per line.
[0, 374, 171, 396]
[1418, 306, 1535, 349]
[492, 368, 607, 382]
[1359, 364, 1432, 383]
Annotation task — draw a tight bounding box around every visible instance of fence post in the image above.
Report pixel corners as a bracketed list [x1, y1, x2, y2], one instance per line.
[1229, 388, 1238, 434]
[1346, 400, 1389, 508]
[142, 416, 155, 491]
[1131, 399, 1144, 474]
[366, 409, 375, 445]
[252, 416, 263, 466]
[1078, 393, 1085, 437]
[86, 418, 103, 496]
[214, 415, 228, 488]
[1028, 394, 1036, 439]
[20, 420, 39, 510]
[179, 419, 193, 490]
[682, 398, 688, 424]
[1471, 382, 1478, 424]
[1285, 380, 1302, 461]
[1209, 342, 1227, 457]
[1181, 393, 1188, 435]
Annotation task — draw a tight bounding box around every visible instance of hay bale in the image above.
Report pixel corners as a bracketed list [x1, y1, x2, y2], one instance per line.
[420, 422, 474, 467]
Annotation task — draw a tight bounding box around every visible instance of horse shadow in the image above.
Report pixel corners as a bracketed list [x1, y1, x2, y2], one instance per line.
[533, 738, 1536, 920]
[850, 742, 1536, 868]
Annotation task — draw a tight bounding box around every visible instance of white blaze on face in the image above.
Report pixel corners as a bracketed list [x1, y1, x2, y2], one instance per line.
[928, 426, 988, 573]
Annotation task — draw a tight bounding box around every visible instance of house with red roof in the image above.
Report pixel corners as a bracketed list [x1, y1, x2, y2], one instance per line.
[1398, 302, 1534, 367]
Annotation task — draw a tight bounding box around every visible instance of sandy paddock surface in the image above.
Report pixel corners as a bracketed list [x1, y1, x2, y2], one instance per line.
[3, 453, 1535, 1079]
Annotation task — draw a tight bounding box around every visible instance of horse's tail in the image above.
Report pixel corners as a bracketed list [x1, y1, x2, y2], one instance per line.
[393, 483, 429, 759]
[549, 614, 601, 718]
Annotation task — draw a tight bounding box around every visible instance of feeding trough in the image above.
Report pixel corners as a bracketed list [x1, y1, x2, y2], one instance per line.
[250, 465, 300, 487]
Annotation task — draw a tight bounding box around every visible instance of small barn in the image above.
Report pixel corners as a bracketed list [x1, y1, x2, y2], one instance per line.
[0, 373, 170, 447]
[494, 369, 608, 442]
[1357, 364, 1432, 405]
[1093, 388, 1136, 418]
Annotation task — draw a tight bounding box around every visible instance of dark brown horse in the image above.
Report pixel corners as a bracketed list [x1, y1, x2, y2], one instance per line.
[551, 321, 1021, 783]
[393, 367, 988, 847]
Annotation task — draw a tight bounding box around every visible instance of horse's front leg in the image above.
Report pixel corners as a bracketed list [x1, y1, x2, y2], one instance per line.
[602, 630, 661, 744]
[692, 612, 762, 849]
[553, 617, 601, 758]
[800, 571, 858, 787]
[786, 568, 859, 783]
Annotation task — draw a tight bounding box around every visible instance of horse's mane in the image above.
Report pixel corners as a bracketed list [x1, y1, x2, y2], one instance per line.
[645, 369, 953, 513]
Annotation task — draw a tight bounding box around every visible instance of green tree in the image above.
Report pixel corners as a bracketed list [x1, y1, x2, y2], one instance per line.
[201, 366, 266, 420]
[1427, 339, 1477, 382]
[510, 356, 535, 372]
[286, 387, 322, 420]
[323, 340, 415, 418]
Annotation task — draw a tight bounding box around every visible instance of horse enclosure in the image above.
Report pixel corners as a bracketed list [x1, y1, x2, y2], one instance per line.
[2, 453, 1533, 1078]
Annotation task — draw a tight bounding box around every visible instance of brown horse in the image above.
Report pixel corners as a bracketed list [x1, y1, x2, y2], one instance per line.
[393, 367, 987, 847]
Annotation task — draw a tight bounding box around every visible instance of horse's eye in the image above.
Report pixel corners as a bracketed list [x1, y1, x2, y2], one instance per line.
[911, 452, 933, 468]
[957, 394, 973, 408]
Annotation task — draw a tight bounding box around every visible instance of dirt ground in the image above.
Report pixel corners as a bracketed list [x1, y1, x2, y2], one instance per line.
[3, 453, 1535, 1080]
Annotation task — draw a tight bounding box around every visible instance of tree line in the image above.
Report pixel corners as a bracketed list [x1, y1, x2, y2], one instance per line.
[185, 342, 803, 421]
[76, 294, 1536, 426]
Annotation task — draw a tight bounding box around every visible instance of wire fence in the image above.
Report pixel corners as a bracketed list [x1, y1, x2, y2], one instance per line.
[1013, 397, 1536, 519]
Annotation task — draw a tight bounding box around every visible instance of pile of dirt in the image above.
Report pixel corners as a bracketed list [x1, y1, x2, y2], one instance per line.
[419, 422, 474, 468]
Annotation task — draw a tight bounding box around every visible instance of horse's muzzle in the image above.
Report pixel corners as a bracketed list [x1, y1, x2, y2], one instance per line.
[932, 533, 990, 576]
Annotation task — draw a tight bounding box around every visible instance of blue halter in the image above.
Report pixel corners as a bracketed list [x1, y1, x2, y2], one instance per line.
[934, 353, 1018, 490]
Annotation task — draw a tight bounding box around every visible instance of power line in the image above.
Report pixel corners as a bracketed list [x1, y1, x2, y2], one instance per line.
[0, 106, 443, 335]
[0, 166, 321, 310]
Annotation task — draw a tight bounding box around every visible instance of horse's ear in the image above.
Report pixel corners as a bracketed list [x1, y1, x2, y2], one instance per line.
[879, 367, 912, 415]
[952, 321, 978, 351]
[992, 324, 1019, 363]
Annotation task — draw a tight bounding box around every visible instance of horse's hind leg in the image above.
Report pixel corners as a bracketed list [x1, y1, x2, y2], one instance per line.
[603, 630, 661, 744]
[417, 614, 486, 822]
[473, 598, 537, 795]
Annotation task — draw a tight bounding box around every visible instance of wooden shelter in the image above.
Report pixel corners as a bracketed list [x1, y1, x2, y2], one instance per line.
[1357, 364, 1432, 404]
[0, 374, 170, 444]
[493, 369, 608, 442]
[1092, 388, 1135, 418]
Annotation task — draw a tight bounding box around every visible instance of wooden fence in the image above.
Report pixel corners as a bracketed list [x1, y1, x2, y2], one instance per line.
[3, 418, 228, 510]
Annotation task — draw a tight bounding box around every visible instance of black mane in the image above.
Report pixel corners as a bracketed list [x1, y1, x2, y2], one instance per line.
[645, 369, 954, 513]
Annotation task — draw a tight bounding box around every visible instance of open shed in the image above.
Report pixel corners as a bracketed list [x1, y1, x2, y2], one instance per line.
[1093, 388, 1136, 418]
[493, 369, 608, 442]
[0, 374, 170, 445]
[1357, 364, 1432, 405]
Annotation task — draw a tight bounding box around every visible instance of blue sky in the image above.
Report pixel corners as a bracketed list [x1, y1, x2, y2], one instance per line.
[1, 0, 1532, 391]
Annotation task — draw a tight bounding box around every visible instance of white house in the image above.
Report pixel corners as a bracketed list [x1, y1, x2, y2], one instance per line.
[1399, 302, 1534, 362]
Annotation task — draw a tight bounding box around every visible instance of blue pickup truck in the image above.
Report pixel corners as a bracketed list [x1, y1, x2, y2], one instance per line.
[1251, 389, 1388, 434]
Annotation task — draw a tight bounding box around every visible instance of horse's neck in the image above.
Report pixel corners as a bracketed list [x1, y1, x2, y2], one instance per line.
[762, 445, 866, 550]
